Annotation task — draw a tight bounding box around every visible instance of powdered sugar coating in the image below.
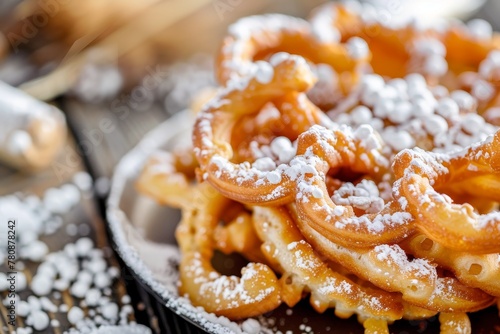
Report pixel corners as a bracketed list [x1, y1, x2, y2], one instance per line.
[412, 38, 448, 77]
[373, 244, 435, 278]
[332, 180, 384, 214]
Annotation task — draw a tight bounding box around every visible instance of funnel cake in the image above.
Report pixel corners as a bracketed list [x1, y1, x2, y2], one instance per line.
[137, 2, 500, 333]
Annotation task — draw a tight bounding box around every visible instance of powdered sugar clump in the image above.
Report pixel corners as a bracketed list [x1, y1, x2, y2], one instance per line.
[332, 180, 384, 214]
[329, 73, 497, 155]
[310, 3, 341, 44]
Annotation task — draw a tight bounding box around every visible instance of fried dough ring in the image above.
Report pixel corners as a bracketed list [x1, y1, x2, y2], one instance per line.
[402, 234, 500, 296]
[137, 150, 281, 319]
[193, 54, 318, 206]
[176, 183, 281, 319]
[292, 125, 412, 247]
[229, 92, 331, 163]
[443, 25, 500, 76]
[213, 209, 267, 264]
[252, 205, 404, 321]
[393, 130, 500, 253]
[309, 2, 442, 79]
[196, 54, 417, 248]
[216, 13, 368, 94]
[292, 204, 495, 312]
[399, 173, 500, 254]
[136, 150, 197, 208]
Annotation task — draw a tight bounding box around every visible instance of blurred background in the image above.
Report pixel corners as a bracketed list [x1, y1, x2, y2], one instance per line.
[0, 0, 498, 180]
[0, 0, 499, 333]
[0, 0, 498, 94]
